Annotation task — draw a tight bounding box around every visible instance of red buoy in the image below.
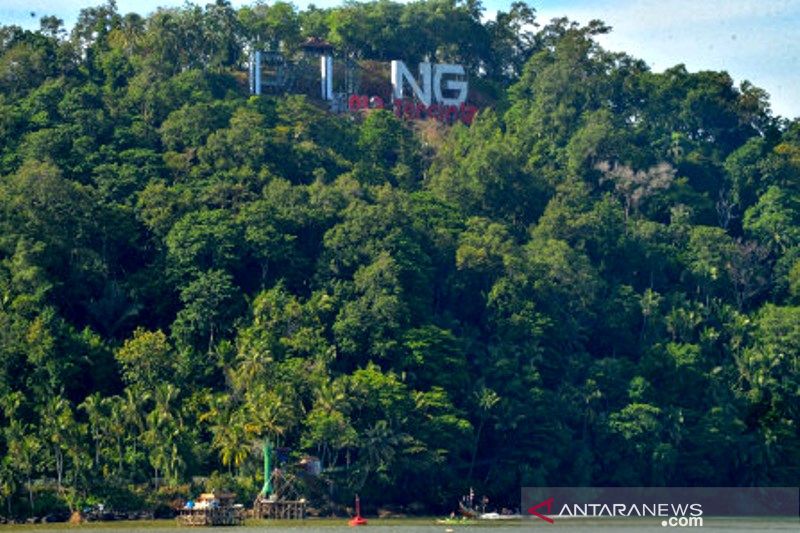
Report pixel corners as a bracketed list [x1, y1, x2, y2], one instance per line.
[348, 495, 368, 526]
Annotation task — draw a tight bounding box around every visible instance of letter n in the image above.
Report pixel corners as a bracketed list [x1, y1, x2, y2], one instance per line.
[391, 61, 432, 107]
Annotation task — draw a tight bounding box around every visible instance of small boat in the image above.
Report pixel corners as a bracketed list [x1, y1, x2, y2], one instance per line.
[436, 516, 478, 525]
[458, 501, 480, 519]
[458, 501, 522, 521]
[478, 512, 522, 520]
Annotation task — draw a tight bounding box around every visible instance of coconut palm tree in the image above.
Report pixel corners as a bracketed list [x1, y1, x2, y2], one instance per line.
[39, 396, 79, 491]
[79, 393, 107, 468]
[4, 420, 41, 514]
[353, 419, 401, 490]
[144, 383, 183, 486]
[211, 407, 250, 474]
[103, 395, 127, 478]
[0, 460, 18, 518]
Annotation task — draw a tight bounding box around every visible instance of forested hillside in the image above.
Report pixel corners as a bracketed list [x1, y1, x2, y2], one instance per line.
[1, 0, 798, 518]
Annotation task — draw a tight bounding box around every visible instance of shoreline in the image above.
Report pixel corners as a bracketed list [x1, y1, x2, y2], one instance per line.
[0, 516, 797, 529]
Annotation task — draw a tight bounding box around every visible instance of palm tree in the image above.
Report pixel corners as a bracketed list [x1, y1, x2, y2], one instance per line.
[79, 393, 107, 468]
[354, 420, 400, 490]
[244, 386, 294, 443]
[0, 460, 18, 518]
[232, 347, 273, 394]
[63, 427, 90, 509]
[144, 384, 183, 486]
[315, 380, 349, 414]
[120, 387, 148, 480]
[5, 420, 41, 513]
[211, 408, 249, 474]
[103, 396, 127, 478]
[309, 380, 353, 468]
[121, 387, 147, 433]
[39, 396, 77, 491]
[114, 13, 145, 56]
[467, 386, 500, 483]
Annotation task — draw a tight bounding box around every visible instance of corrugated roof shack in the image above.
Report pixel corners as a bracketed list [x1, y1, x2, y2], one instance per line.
[252, 451, 319, 520]
[177, 492, 245, 527]
[252, 466, 309, 520]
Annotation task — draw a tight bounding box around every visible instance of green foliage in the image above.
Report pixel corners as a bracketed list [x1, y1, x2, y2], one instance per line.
[0, 0, 797, 518]
[115, 328, 175, 391]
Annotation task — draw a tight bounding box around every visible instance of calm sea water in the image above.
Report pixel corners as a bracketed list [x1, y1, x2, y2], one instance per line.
[1, 518, 797, 532]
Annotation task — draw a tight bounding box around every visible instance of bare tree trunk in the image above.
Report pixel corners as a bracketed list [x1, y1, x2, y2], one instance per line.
[467, 417, 486, 483]
[117, 437, 123, 478]
[27, 476, 33, 515]
[55, 447, 63, 490]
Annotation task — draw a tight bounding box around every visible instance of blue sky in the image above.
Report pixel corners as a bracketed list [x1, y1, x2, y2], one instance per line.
[1, 0, 798, 118]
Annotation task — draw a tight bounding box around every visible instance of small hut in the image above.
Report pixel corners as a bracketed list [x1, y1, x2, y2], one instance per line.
[177, 491, 245, 527]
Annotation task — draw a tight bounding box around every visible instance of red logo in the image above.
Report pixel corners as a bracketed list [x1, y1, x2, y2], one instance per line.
[527, 497, 554, 523]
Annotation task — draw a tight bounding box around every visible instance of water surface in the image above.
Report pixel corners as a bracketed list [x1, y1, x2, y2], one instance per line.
[1, 517, 797, 532]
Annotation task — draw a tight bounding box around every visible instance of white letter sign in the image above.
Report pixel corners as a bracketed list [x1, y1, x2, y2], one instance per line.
[391, 60, 432, 107]
[433, 64, 467, 106]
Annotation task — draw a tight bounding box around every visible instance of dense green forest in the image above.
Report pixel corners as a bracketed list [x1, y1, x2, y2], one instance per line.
[0, 0, 798, 519]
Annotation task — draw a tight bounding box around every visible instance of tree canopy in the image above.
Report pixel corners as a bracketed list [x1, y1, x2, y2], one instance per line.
[0, 0, 797, 519]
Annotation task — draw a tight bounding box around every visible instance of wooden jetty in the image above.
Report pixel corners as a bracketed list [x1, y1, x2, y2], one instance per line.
[252, 497, 307, 519]
[251, 465, 308, 519]
[251, 441, 312, 520]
